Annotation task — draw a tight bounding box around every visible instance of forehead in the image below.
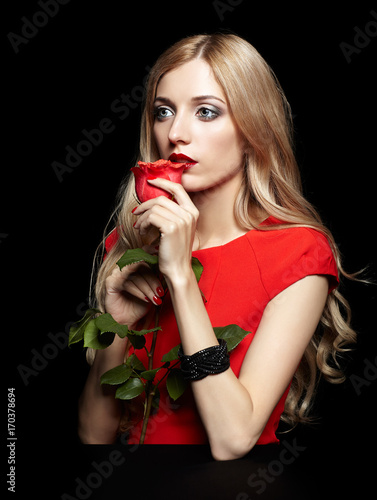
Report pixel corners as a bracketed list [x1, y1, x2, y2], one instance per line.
[156, 59, 226, 101]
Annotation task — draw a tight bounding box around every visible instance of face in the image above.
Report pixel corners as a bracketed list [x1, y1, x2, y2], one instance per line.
[152, 59, 245, 194]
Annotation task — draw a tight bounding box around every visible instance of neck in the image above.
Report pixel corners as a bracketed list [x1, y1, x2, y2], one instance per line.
[190, 173, 246, 250]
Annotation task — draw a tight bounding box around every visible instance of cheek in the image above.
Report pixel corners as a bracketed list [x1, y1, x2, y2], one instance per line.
[203, 124, 244, 165]
[152, 124, 167, 155]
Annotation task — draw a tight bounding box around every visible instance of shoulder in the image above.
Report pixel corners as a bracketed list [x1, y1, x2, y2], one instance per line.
[249, 221, 332, 256]
[246, 219, 339, 299]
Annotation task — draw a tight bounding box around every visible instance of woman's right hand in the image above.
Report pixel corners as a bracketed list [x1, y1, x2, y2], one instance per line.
[104, 259, 164, 327]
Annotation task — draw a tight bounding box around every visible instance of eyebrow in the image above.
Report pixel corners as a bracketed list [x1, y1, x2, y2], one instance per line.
[154, 95, 226, 105]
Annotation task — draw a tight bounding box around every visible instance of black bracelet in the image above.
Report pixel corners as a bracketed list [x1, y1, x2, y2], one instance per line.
[178, 339, 230, 381]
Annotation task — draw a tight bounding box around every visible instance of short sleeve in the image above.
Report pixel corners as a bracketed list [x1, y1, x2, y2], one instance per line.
[249, 227, 339, 300]
[103, 228, 119, 260]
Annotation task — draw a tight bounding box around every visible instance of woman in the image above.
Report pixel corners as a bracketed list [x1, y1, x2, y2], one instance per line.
[78, 34, 356, 460]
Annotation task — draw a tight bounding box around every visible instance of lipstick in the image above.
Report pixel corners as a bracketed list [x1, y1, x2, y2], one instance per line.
[169, 153, 197, 169]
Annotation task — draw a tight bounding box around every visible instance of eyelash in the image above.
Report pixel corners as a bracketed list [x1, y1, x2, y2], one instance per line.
[153, 106, 220, 121]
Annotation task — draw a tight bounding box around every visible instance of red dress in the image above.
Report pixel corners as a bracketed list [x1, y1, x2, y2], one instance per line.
[105, 217, 339, 445]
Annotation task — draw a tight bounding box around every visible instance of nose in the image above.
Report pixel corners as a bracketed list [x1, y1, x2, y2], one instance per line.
[168, 113, 191, 145]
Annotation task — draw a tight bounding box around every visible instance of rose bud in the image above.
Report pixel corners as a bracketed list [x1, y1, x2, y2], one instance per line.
[131, 159, 186, 203]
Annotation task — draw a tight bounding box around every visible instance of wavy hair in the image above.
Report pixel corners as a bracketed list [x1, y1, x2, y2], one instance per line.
[90, 33, 358, 428]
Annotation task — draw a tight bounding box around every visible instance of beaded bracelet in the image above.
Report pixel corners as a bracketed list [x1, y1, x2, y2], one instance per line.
[178, 339, 230, 381]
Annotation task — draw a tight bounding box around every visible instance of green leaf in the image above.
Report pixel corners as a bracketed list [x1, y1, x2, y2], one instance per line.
[140, 368, 161, 381]
[161, 344, 181, 363]
[117, 248, 159, 271]
[94, 313, 129, 338]
[166, 369, 188, 401]
[128, 327, 162, 336]
[115, 378, 145, 400]
[68, 308, 101, 346]
[214, 324, 250, 352]
[126, 353, 146, 372]
[100, 364, 132, 385]
[191, 257, 204, 283]
[84, 319, 115, 349]
[127, 334, 146, 350]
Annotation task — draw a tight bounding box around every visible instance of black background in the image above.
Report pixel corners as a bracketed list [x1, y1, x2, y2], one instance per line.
[3, 1, 377, 498]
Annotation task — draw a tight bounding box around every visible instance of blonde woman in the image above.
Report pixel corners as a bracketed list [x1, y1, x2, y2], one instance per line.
[78, 34, 356, 460]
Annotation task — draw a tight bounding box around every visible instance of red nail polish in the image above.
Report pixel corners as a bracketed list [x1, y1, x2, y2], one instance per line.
[153, 295, 162, 306]
[156, 287, 164, 297]
[144, 296, 150, 302]
[131, 207, 138, 213]
[147, 175, 157, 181]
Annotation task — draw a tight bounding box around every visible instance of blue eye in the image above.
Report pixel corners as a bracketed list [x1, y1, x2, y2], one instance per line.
[196, 107, 220, 121]
[153, 105, 220, 121]
[154, 107, 173, 120]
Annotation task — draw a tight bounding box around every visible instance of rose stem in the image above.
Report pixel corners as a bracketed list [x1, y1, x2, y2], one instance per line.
[139, 306, 160, 444]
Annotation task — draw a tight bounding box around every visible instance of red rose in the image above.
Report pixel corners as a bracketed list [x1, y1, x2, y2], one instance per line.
[131, 159, 186, 203]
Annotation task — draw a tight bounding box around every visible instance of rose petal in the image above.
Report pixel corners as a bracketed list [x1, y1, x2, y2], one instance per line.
[131, 159, 186, 203]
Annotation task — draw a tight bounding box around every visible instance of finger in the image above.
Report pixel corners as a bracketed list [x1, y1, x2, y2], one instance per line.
[105, 262, 146, 293]
[135, 193, 198, 229]
[136, 205, 193, 238]
[107, 267, 163, 306]
[134, 193, 190, 217]
[129, 261, 165, 298]
[133, 263, 164, 298]
[146, 178, 197, 212]
[123, 274, 162, 304]
[106, 262, 162, 299]
[121, 277, 151, 303]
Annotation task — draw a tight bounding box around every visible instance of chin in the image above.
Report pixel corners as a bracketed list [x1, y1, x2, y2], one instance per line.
[181, 176, 198, 193]
[182, 180, 207, 194]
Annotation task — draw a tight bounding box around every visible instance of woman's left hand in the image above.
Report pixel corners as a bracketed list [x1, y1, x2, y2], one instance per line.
[132, 177, 199, 281]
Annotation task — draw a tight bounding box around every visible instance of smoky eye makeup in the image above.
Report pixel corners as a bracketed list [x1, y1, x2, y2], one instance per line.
[152, 95, 225, 122]
[153, 106, 174, 120]
[195, 105, 222, 121]
[153, 104, 222, 122]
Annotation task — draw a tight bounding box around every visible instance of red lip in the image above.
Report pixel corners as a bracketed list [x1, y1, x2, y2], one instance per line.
[169, 153, 197, 169]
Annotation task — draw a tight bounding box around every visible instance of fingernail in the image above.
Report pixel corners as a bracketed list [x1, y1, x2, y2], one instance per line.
[131, 207, 138, 213]
[147, 175, 157, 181]
[133, 221, 137, 227]
[153, 295, 162, 306]
[156, 287, 164, 297]
[144, 296, 150, 302]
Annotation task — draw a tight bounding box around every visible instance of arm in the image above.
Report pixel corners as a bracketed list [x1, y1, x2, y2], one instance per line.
[168, 269, 327, 460]
[134, 178, 329, 460]
[78, 335, 128, 444]
[78, 261, 163, 444]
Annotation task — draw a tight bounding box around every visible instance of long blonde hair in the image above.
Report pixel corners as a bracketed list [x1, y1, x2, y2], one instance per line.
[92, 33, 358, 427]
